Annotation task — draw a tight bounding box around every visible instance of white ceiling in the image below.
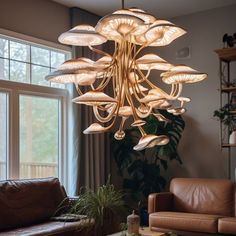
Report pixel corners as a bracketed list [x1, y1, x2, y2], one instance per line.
[53, 0, 236, 18]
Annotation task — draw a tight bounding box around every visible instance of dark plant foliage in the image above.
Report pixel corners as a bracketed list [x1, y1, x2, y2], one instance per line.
[111, 110, 185, 202]
[214, 103, 236, 133]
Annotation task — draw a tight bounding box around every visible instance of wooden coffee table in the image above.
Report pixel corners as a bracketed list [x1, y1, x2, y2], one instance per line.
[139, 227, 165, 236]
[107, 227, 165, 236]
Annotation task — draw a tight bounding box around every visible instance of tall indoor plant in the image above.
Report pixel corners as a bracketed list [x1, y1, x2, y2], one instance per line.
[111, 109, 185, 204]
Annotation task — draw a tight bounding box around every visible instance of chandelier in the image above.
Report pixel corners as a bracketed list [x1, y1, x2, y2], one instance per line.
[46, 3, 207, 151]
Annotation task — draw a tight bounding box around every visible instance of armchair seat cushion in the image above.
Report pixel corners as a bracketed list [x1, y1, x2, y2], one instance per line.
[149, 211, 223, 233]
[0, 220, 91, 236]
[218, 217, 236, 235]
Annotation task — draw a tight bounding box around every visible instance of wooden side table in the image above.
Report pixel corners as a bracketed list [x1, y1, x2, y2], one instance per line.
[139, 227, 165, 236]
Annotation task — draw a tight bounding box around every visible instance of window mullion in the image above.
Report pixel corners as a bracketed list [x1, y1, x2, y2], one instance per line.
[9, 89, 20, 179]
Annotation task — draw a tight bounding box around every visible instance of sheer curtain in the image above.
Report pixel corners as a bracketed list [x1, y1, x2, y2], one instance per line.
[68, 7, 111, 195]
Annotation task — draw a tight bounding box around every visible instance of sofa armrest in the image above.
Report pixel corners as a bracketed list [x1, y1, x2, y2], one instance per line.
[54, 196, 79, 216]
[148, 192, 173, 214]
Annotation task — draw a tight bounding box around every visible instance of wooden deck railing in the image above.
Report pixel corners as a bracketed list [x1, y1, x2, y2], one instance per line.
[0, 161, 57, 179]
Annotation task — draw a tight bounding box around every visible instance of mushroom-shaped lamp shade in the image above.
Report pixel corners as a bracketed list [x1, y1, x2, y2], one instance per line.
[161, 65, 207, 84]
[136, 54, 173, 71]
[113, 9, 156, 24]
[96, 56, 113, 69]
[72, 91, 117, 106]
[45, 69, 97, 86]
[131, 119, 146, 127]
[96, 14, 145, 41]
[58, 24, 107, 46]
[134, 134, 169, 151]
[145, 20, 186, 46]
[83, 123, 107, 134]
[58, 58, 95, 70]
[45, 70, 76, 84]
[178, 97, 191, 103]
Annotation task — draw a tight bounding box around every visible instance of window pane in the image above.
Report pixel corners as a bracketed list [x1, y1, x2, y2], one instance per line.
[19, 95, 60, 179]
[31, 46, 50, 66]
[32, 65, 50, 86]
[51, 82, 66, 89]
[0, 92, 8, 180]
[0, 38, 8, 58]
[51, 51, 65, 68]
[0, 58, 9, 80]
[10, 61, 30, 83]
[10, 41, 30, 62]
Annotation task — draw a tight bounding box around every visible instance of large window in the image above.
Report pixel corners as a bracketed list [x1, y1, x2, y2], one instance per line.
[0, 34, 70, 183]
[0, 36, 66, 88]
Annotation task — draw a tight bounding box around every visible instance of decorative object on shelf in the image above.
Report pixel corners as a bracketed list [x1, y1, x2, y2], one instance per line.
[229, 130, 236, 144]
[223, 33, 236, 48]
[127, 210, 140, 235]
[46, 1, 207, 150]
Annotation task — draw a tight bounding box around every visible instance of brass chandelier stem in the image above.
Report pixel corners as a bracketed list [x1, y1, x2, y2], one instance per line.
[48, 6, 207, 150]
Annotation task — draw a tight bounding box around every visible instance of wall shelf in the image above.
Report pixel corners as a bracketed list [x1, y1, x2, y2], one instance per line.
[222, 144, 236, 148]
[215, 47, 236, 62]
[221, 86, 236, 92]
[215, 47, 236, 179]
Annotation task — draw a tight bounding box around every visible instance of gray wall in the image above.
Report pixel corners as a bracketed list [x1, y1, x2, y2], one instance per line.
[1, 0, 235, 182]
[0, 0, 70, 43]
[152, 4, 236, 181]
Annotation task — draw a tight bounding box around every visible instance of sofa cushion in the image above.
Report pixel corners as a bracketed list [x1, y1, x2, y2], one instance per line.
[149, 211, 223, 233]
[170, 178, 234, 216]
[218, 217, 236, 235]
[0, 220, 92, 236]
[0, 178, 66, 231]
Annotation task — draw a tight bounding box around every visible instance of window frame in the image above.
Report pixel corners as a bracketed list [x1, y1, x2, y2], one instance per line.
[0, 31, 70, 88]
[0, 30, 71, 188]
[0, 80, 68, 185]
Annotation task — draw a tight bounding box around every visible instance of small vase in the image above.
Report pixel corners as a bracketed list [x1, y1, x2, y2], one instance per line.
[127, 210, 140, 235]
[229, 131, 236, 144]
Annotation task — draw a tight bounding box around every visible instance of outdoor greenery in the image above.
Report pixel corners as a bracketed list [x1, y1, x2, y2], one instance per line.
[20, 96, 59, 163]
[111, 110, 185, 203]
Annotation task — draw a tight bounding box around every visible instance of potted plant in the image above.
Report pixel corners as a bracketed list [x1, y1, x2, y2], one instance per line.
[111, 109, 185, 215]
[214, 103, 236, 144]
[70, 177, 125, 236]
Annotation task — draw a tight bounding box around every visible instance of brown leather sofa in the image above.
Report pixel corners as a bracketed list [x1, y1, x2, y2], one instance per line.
[148, 178, 236, 236]
[0, 177, 92, 236]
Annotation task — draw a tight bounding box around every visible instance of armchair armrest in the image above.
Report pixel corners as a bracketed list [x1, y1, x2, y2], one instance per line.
[148, 192, 173, 214]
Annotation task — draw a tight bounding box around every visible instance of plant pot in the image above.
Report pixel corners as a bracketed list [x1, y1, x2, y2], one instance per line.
[229, 131, 236, 144]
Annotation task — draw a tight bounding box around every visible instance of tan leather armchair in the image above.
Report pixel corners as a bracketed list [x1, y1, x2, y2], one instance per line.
[148, 178, 236, 235]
